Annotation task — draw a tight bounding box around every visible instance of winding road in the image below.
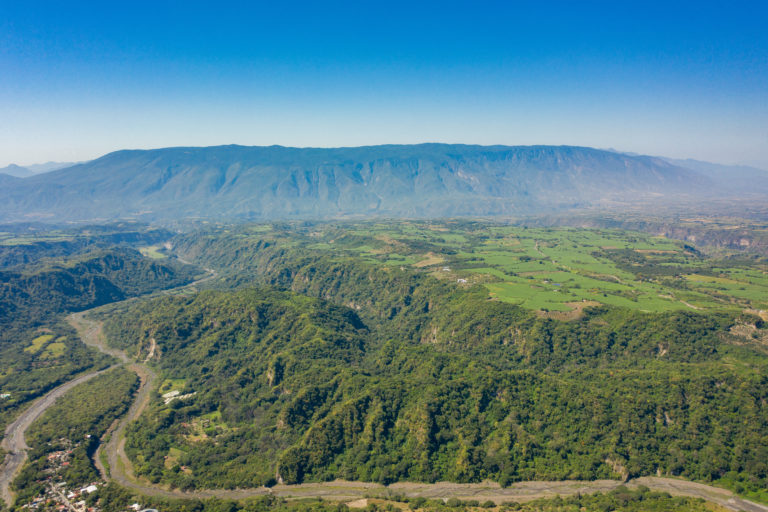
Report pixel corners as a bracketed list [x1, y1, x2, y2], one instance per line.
[0, 366, 116, 505]
[2, 263, 768, 511]
[0, 262, 216, 506]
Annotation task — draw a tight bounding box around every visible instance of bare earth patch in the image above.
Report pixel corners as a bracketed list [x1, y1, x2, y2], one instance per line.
[745, 308, 768, 322]
[537, 301, 601, 321]
[413, 253, 445, 268]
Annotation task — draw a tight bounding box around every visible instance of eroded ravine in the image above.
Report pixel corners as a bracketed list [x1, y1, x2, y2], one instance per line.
[5, 264, 768, 511]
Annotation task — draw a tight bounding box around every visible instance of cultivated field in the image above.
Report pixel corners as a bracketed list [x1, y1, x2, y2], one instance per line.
[294, 222, 768, 314]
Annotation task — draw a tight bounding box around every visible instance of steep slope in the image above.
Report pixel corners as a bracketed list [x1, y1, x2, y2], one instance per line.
[0, 144, 710, 221]
[0, 173, 21, 185]
[0, 224, 174, 268]
[0, 248, 197, 326]
[103, 259, 768, 491]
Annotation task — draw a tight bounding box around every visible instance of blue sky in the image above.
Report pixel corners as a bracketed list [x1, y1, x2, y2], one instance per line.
[1, 1, 767, 167]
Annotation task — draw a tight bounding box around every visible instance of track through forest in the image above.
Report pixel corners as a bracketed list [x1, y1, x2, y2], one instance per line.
[4, 263, 768, 511]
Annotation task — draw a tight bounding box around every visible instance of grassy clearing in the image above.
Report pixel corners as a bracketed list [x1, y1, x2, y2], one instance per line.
[164, 446, 187, 469]
[159, 378, 187, 394]
[413, 253, 446, 268]
[184, 410, 231, 443]
[139, 244, 167, 259]
[383, 253, 421, 266]
[24, 334, 54, 354]
[41, 342, 67, 358]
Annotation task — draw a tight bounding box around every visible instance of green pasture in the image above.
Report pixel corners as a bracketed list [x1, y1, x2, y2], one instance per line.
[356, 223, 768, 311]
[138, 244, 167, 259]
[41, 342, 66, 358]
[24, 334, 54, 354]
[297, 222, 768, 314]
[159, 378, 187, 394]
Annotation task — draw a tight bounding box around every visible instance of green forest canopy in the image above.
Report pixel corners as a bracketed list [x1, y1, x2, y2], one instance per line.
[101, 222, 768, 500]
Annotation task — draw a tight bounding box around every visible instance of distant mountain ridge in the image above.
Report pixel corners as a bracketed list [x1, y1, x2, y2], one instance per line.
[0, 144, 739, 222]
[660, 157, 768, 193]
[0, 164, 34, 178]
[0, 161, 80, 178]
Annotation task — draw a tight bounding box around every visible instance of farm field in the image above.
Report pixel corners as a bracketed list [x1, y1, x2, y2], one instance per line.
[281, 222, 768, 314]
[97, 220, 768, 502]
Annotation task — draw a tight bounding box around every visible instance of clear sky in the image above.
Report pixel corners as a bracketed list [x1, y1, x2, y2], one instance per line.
[1, 1, 767, 168]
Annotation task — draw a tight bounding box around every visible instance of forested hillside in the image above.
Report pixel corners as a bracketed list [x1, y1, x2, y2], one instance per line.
[0, 248, 196, 326]
[12, 368, 138, 505]
[103, 225, 768, 495]
[0, 246, 197, 437]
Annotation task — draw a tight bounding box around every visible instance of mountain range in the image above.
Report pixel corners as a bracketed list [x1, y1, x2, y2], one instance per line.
[660, 157, 768, 194]
[0, 161, 79, 178]
[0, 144, 765, 222]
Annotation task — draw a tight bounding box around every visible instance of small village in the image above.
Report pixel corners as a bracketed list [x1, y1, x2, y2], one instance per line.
[19, 439, 101, 512]
[16, 438, 156, 512]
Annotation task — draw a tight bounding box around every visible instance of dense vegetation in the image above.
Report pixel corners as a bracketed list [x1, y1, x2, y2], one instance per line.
[380, 486, 722, 512]
[171, 222, 768, 314]
[11, 367, 138, 505]
[0, 222, 173, 268]
[0, 247, 196, 322]
[103, 224, 768, 495]
[2, 220, 765, 512]
[0, 244, 196, 435]
[0, 324, 111, 436]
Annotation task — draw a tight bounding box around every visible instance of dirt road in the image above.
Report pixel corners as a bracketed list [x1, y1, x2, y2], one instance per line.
[92, 477, 767, 511]
[4, 263, 768, 512]
[0, 261, 216, 507]
[0, 366, 115, 505]
[69, 306, 768, 512]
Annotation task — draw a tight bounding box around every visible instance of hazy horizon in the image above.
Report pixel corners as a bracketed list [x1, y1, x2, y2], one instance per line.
[2, 1, 767, 168]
